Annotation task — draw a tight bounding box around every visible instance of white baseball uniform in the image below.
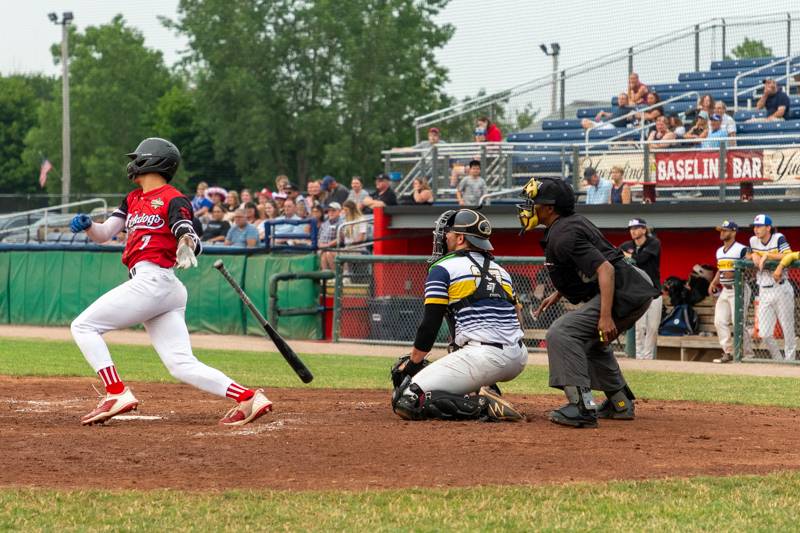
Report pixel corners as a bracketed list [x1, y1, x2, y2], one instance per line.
[749, 232, 796, 360]
[714, 241, 753, 357]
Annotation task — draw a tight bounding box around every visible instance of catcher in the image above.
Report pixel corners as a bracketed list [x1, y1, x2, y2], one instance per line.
[391, 209, 527, 421]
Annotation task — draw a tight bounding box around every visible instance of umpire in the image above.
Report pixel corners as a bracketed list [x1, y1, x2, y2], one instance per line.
[517, 178, 659, 428]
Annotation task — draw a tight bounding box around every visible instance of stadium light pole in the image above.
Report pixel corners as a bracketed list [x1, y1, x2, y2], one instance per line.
[540, 43, 561, 117]
[49, 11, 73, 208]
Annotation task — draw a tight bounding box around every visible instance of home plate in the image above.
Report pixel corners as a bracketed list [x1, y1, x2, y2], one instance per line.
[114, 415, 163, 421]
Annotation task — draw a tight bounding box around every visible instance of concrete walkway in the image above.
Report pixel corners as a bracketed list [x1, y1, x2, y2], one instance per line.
[2, 325, 800, 378]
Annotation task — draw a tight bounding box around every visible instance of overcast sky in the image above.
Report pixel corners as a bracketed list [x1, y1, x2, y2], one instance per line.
[2, 1, 797, 106]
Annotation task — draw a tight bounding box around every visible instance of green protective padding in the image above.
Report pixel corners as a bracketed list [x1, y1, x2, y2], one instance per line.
[243, 254, 319, 339]
[176, 254, 247, 335]
[0, 252, 9, 323]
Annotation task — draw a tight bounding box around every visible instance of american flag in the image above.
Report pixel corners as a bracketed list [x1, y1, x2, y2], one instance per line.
[39, 159, 53, 189]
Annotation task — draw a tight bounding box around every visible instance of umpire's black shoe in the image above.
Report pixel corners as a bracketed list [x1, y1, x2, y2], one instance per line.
[596, 388, 636, 420]
[549, 403, 598, 428]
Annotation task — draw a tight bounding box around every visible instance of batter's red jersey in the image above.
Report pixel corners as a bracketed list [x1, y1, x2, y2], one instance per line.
[111, 184, 198, 269]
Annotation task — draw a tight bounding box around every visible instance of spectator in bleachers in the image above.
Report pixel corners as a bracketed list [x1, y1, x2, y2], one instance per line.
[191, 181, 213, 220]
[321, 175, 350, 207]
[207, 187, 227, 208]
[273, 197, 309, 244]
[414, 127, 447, 149]
[583, 167, 612, 204]
[275, 174, 290, 193]
[318, 202, 344, 271]
[257, 187, 272, 203]
[224, 208, 258, 248]
[342, 200, 368, 248]
[305, 180, 324, 211]
[753, 78, 791, 121]
[243, 202, 259, 226]
[608, 166, 631, 204]
[667, 113, 686, 138]
[686, 94, 715, 122]
[647, 116, 677, 149]
[283, 182, 305, 210]
[347, 177, 370, 210]
[363, 173, 398, 212]
[619, 218, 662, 360]
[684, 111, 709, 143]
[627, 72, 649, 105]
[296, 199, 309, 219]
[714, 101, 737, 142]
[262, 199, 279, 220]
[456, 160, 486, 206]
[411, 177, 434, 204]
[240, 189, 253, 207]
[223, 190, 240, 221]
[310, 205, 325, 233]
[709, 220, 753, 363]
[272, 191, 287, 213]
[700, 114, 728, 149]
[201, 204, 230, 244]
[634, 92, 663, 124]
[581, 93, 635, 130]
[477, 116, 502, 142]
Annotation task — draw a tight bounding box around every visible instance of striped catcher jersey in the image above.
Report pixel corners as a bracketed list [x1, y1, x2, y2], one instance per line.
[424, 252, 523, 346]
[749, 232, 792, 286]
[716, 242, 748, 286]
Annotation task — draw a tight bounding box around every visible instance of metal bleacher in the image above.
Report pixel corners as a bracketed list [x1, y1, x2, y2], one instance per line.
[507, 55, 800, 177]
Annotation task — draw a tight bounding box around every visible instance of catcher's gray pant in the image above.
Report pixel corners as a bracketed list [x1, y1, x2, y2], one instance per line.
[70, 261, 238, 398]
[757, 282, 796, 360]
[409, 341, 528, 395]
[546, 294, 651, 392]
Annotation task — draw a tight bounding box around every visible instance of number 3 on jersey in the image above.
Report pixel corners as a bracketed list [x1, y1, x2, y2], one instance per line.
[139, 235, 152, 250]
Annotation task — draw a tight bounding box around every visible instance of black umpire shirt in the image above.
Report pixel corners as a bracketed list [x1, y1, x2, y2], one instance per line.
[619, 236, 661, 290]
[541, 214, 659, 319]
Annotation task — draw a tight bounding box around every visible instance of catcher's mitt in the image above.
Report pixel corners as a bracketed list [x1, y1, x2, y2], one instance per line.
[391, 354, 429, 389]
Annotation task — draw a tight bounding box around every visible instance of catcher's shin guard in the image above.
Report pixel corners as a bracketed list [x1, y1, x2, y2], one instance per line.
[597, 385, 636, 420]
[393, 382, 485, 421]
[549, 385, 598, 428]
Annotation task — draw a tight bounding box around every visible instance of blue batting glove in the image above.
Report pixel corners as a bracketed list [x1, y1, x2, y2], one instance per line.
[70, 214, 92, 233]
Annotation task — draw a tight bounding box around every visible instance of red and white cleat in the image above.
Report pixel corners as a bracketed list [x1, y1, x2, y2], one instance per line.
[219, 389, 273, 426]
[81, 387, 139, 426]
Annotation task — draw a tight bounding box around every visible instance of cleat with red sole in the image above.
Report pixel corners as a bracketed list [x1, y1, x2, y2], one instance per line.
[220, 389, 273, 426]
[81, 387, 139, 426]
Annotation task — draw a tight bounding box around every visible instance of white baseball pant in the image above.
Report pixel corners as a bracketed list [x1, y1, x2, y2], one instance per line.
[635, 295, 662, 360]
[757, 283, 796, 360]
[70, 261, 237, 397]
[714, 285, 754, 357]
[410, 341, 528, 395]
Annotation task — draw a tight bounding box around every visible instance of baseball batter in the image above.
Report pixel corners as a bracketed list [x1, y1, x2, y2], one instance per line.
[70, 138, 272, 426]
[391, 209, 527, 421]
[748, 213, 796, 361]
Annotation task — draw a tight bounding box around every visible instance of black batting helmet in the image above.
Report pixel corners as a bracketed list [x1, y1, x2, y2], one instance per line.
[126, 138, 180, 181]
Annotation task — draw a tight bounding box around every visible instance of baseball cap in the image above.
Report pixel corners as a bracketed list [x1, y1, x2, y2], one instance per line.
[628, 218, 647, 228]
[327, 201, 342, 211]
[583, 167, 598, 179]
[321, 175, 335, 189]
[715, 220, 739, 231]
[375, 173, 390, 181]
[429, 127, 440, 134]
[258, 187, 271, 197]
[284, 182, 299, 191]
[752, 214, 773, 226]
[273, 192, 288, 200]
[698, 111, 710, 120]
[710, 114, 722, 121]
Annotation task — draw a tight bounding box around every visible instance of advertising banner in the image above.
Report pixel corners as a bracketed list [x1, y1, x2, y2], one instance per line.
[654, 150, 766, 186]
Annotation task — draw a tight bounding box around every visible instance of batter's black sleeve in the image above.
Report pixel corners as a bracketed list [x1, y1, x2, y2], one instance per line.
[413, 303, 448, 352]
[111, 197, 128, 220]
[168, 196, 202, 256]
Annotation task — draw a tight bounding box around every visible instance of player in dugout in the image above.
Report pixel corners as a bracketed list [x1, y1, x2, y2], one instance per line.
[517, 177, 660, 428]
[390, 209, 527, 421]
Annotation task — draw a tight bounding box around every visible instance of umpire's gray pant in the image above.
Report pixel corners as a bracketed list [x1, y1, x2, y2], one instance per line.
[546, 295, 650, 392]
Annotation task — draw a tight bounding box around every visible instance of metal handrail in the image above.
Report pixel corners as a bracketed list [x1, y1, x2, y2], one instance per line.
[733, 55, 800, 112]
[478, 188, 521, 207]
[334, 216, 374, 248]
[584, 91, 699, 154]
[0, 198, 109, 241]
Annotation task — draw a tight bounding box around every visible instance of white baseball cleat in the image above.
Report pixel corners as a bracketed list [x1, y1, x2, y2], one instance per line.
[219, 389, 273, 426]
[81, 387, 139, 426]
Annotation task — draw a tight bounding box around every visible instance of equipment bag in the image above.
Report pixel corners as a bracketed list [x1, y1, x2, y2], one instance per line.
[658, 303, 699, 336]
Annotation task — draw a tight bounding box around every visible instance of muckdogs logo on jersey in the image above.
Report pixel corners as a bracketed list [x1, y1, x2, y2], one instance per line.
[127, 212, 165, 231]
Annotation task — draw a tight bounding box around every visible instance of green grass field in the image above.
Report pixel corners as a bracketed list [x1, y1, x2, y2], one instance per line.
[2, 336, 800, 531]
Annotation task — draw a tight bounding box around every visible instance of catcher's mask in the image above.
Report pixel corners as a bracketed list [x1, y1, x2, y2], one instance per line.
[516, 177, 576, 233]
[429, 209, 493, 263]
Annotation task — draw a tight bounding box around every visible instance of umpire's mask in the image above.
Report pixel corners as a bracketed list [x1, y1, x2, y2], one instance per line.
[429, 210, 457, 263]
[517, 177, 576, 233]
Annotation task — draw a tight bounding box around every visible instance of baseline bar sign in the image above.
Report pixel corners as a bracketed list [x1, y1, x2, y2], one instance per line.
[655, 150, 766, 186]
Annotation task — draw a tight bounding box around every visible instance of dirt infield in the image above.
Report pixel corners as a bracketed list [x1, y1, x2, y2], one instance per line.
[2, 375, 800, 491]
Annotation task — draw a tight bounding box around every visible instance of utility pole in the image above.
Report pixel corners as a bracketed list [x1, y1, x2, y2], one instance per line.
[49, 11, 74, 208]
[540, 43, 561, 117]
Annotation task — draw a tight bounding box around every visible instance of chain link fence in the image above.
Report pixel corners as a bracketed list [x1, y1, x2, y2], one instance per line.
[331, 254, 582, 350]
[734, 260, 800, 362]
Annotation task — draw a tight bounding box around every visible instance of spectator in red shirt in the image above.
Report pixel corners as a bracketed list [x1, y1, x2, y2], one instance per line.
[477, 116, 502, 142]
[627, 72, 649, 105]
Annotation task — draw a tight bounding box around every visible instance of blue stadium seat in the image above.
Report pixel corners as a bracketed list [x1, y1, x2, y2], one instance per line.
[576, 106, 613, 118]
[662, 102, 695, 114]
[512, 154, 566, 172]
[734, 109, 767, 121]
[736, 134, 800, 146]
[710, 57, 800, 70]
[650, 78, 760, 93]
[679, 65, 799, 82]
[541, 119, 583, 130]
[737, 119, 800, 134]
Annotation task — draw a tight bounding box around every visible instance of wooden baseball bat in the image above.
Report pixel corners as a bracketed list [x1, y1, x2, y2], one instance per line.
[213, 259, 314, 383]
